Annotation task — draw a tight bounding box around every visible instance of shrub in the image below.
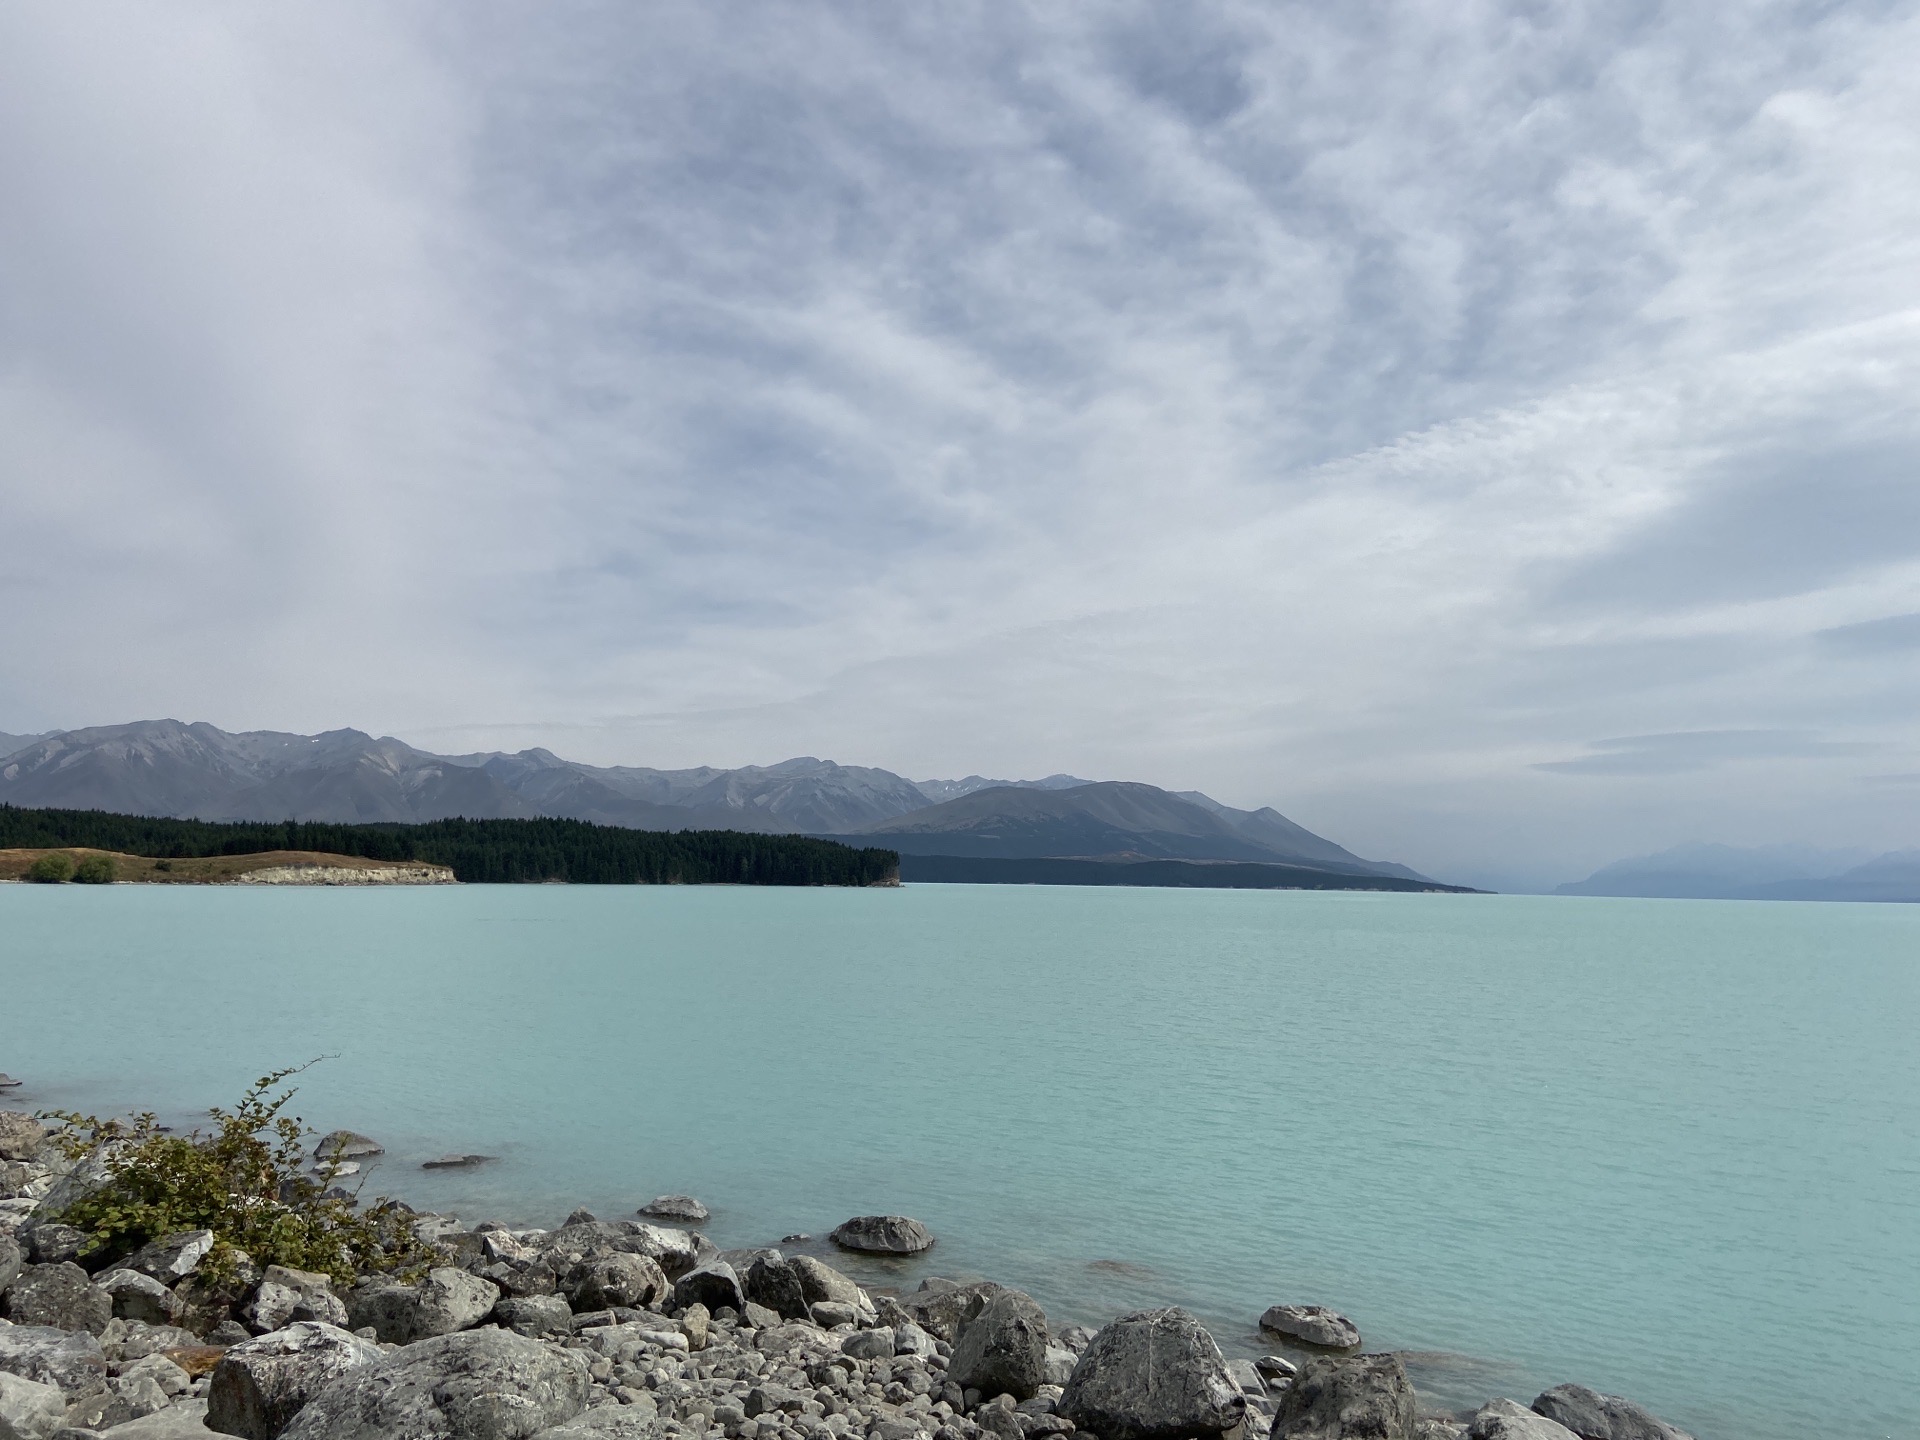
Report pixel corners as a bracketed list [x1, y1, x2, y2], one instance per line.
[44, 1063, 443, 1289]
[27, 853, 74, 883]
[72, 854, 116, 884]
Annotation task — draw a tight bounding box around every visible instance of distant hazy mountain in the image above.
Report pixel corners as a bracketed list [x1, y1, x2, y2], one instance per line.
[0, 719, 1427, 882]
[1555, 842, 1920, 901]
[842, 781, 1427, 879]
[0, 732, 53, 759]
[911, 773, 1091, 804]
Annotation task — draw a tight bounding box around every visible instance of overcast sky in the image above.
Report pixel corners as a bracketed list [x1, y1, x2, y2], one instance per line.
[3, 2, 1918, 890]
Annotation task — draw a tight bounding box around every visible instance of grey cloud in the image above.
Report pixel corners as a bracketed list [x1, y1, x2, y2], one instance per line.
[1816, 611, 1920, 653]
[1536, 730, 1879, 776]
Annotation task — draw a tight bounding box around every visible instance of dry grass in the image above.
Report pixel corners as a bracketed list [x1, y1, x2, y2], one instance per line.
[0, 848, 432, 883]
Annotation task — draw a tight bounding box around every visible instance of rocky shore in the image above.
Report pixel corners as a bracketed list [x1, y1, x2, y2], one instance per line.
[0, 1108, 1699, 1440]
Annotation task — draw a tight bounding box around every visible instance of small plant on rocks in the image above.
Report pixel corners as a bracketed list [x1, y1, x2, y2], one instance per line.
[44, 1061, 443, 1289]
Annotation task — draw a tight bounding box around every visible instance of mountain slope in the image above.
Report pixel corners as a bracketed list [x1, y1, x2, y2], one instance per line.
[0, 721, 1429, 883]
[1555, 843, 1873, 899]
[845, 781, 1421, 877]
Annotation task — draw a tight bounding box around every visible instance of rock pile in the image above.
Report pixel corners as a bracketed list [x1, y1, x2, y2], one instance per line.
[0, 1111, 1700, 1440]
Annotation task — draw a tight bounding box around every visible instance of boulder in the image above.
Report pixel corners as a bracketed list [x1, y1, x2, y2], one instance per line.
[562, 1254, 668, 1314]
[0, 1116, 45, 1164]
[25, 1145, 116, 1230]
[947, 1290, 1050, 1401]
[2, 1264, 112, 1335]
[313, 1132, 383, 1161]
[1057, 1308, 1244, 1440]
[119, 1354, 191, 1399]
[1420, 1423, 1470, 1440]
[788, 1256, 871, 1314]
[897, 1279, 1006, 1343]
[93, 1271, 184, 1327]
[638, 1196, 708, 1223]
[618, 1223, 702, 1280]
[23, 1229, 82, 1267]
[243, 1267, 347, 1334]
[891, 1321, 936, 1358]
[829, 1216, 934, 1255]
[207, 1321, 383, 1440]
[0, 1324, 108, 1392]
[492, 1295, 574, 1339]
[0, 1235, 20, 1294]
[278, 1327, 591, 1440]
[840, 1329, 894, 1361]
[122, 1232, 216, 1285]
[347, 1268, 500, 1345]
[112, 1368, 174, 1420]
[0, 1370, 66, 1440]
[1260, 1306, 1361, 1350]
[1043, 1344, 1077, 1386]
[1472, 1399, 1579, 1440]
[1530, 1385, 1694, 1440]
[1271, 1353, 1416, 1440]
[671, 1262, 744, 1315]
[742, 1257, 810, 1322]
[0, 1161, 38, 1199]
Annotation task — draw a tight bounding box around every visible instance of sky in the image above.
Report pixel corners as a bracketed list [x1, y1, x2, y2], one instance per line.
[2, 1, 1918, 891]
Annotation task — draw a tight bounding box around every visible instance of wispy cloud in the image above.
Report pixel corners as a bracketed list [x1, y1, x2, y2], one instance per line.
[2, 2, 1920, 885]
[1536, 730, 1880, 776]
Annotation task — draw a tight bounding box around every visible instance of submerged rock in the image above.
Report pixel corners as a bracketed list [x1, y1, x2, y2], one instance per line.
[638, 1195, 709, 1223]
[828, 1215, 934, 1255]
[422, 1154, 495, 1170]
[1260, 1304, 1362, 1350]
[1271, 1353, 1416, 1440]
[1058, 1307, 1245, 1440]
[1530, 1385, 1695, 1440]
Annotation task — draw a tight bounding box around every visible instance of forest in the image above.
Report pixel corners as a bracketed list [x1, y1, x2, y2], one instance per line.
[0, 806, 899, 886]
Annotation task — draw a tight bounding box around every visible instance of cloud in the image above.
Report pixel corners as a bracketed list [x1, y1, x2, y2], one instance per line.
[2, 1, 1920, 884]
[1816, 611, 1920, 653]
[1535, 730, 1880, 776]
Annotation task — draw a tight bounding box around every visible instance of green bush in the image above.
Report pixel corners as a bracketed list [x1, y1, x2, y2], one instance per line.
[45, 1064, 443, 1289]
[72, 854, 116, 884]
[26, 853, 74, 883]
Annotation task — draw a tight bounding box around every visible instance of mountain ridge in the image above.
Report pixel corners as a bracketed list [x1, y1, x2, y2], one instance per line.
[0, 719, 1425, 880]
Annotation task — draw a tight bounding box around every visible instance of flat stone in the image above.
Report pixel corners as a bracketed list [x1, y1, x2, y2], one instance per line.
[1259, 1305, 1361, 1350]
[829, 1216, 934, 1255]
[638, 1196, 709, 1223]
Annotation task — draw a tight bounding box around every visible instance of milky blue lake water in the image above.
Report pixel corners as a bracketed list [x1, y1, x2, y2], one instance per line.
[2, 884, 1915, 1439]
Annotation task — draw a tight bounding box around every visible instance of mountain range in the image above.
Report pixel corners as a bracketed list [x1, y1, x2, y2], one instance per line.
[1557, 842, 1920, 902]
[0, 720, 1428, 882]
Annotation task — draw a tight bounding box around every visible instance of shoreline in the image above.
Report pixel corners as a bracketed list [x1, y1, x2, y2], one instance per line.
[0, 1082, 1703, 1440]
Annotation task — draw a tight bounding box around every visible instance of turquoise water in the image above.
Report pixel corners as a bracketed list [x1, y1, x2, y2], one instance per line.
[2, 885, 1915, 1439]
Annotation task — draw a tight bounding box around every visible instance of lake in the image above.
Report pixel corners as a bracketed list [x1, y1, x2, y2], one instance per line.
[2, 883, 1915, 1439]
